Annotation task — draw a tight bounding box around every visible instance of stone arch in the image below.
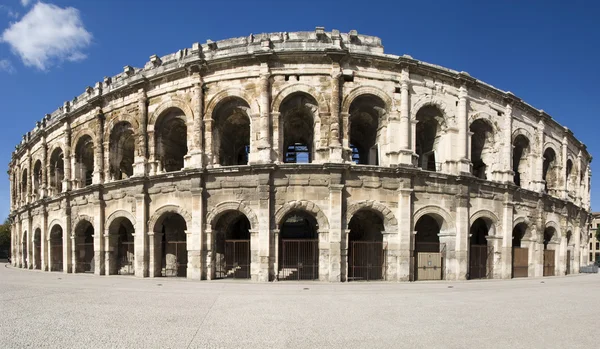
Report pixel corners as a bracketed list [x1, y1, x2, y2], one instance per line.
[545, 220, 561, 239]
[206, 201, 259, 231]
[149, 96, 194, 126]
[72, 214, 95, 235]
[148, 205, 192, 233]
[543, 142, 561, 160]
[468, 112, 500, 134]
[275, 200, 329, 231]
[345, 200, 398, 232]
[470, 209, 501, 236]
[512, 128, 533, 143]
[413, 205, 455, 232]
[271, 84, 329, 114]
[104, 113, 140, 143]
[47, 219, 65, 237]
[341, 85, 393, 114]
[512, 216, 533, 238]
[205, 89, 260, 119]
[48, 143, 66, 161]
[105, 210, 137, 231]
[71, 129, 97, 151]
[410, 95, 452, 126]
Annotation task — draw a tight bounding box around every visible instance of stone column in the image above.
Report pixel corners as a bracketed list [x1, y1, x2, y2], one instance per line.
[454, 190, 469, 280]
[204, 119, 213, 167]
[271, 229, 279, 280]
[257, 172, 271, 282]
[503, 102, 514, 183]
[134, 192, 148, 277]
[94, 202, 104, 275]
[501, 196, 514, 279]
[573, 223, 581, 273]
[93, 110, 104, 185]
[41, 211, 48, 271]
[104, 233, 113, 275]
[148, 232, 162, 278]
[397, 187, 413, 281]
[26, 212, 33, 269]
[536, 119, 545, 192]
[27, 150, 32, 204]
[189, 179, 203, 280]
[487, 235, 503, 279]
[561, 136, 568, 198]
[399, 68, 413, 165]
[328, 181, 344, 282]
[187, 77, 204, 168]
[64, 207, 72, 273]
[70, 234, 77, 273]
[576, 151, 582, 204]
[205, 229, 214, 280]
[41, 136, 48, 198]
[63, 121, 72, 192]
[457, 85, 471, 174]
[256, 72, 272, 163]
[147, 128, 157, 175]
[134, 89, 149, 176]
[329, 68, 343, 162]
[439, 231, 458, 280]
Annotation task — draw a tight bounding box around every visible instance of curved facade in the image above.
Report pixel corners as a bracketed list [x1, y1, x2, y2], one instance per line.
[8, 28, 593, 282]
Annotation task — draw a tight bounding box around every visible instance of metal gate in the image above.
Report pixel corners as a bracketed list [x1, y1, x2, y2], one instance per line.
[348, 241, 387, 281]
[415, 242, 445, 281]
[469, 245, 493, 279]
[279, 239, 318, 281]
[512, 247, 528, 278]
[50, 243, 63, 272]
[216, 240, 250, 279]
[162, 241, 187, 277]
[543, 249, 555, 276]
[566, 250, 571, 275]
[118, 241, 135, 275]
[76, 242, 94, 273]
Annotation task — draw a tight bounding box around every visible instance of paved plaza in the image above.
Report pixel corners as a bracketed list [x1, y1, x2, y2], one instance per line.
[0, 263, 597, 348]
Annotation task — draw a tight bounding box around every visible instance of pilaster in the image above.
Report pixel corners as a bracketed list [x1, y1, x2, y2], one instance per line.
[93, 109, 104, 185]
[329, 66, 343, 162]
[398, 68, 413, 165]
[187, 77, 204, 168]
[189, 178, 203, 280]
[328, 180, 344, 282]
[456, 84, 471, 174]
[134, 89, 149, 176]
[397, 187, 413, 281]
[134, 192, 148, 277]
[257, 171, 271, 282]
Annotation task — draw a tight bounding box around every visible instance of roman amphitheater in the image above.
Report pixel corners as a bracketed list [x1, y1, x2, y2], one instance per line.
[8, 28, 593, 282]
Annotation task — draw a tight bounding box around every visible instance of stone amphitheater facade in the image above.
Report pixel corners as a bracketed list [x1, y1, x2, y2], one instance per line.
[8, 28, 593, 282]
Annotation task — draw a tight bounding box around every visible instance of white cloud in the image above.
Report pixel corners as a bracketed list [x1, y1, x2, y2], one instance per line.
[21, 0, 33, 7]
[0, 59, 16, 74]
[1, 2, 92, 71]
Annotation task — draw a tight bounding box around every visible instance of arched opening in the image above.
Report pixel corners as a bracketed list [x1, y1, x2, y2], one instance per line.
[512, 135, 530, 187]
[213, 98, 251, 166]
[542, 148, 557, 194]
[49, 225, 63, 272]
[21, 169, 28, 203]
[49, 148, 64, 194]
[543, 226, 557, 276]
[74, 220, 94, 273]
[107, 217, 135, 275]
[566, 231, 573, 275]
[468, 218, 493, 279]
[415, 106, 444, 171]
[347, 209, 385, 281]
[74, 135, 94, 188]
[512, 222, 528, 278]
[414, 214, 444, 280]
[157, 213, 187, 277]
[470, 119, 494, 179]
[156, 109, 187, 173]
[21, 230, 28, 268]
[33, 160, 42, 199]
[109, 121, 136, 180]
[214, 211, 251, 279]
[280, 93, 317, 164]
[34, 228, 41, 269]
[278, 210, 318, 280]
[349, 95, 386, 165]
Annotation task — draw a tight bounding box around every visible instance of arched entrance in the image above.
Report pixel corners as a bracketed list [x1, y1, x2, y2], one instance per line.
[74, 221, 94, 273]
[107, 217, 135, 275]
[214, 211, 251, 279]
[34, 228, 41, 270]
[468, 218, 493, 279]
[543, 227, 557, 276]
[278, 211, 318, 280]
[414, 214, 445, 280]
[22, 231, 27, 268]
[512, 223, 528, 278]
[347, 210, 386, 281]
[49, 225, 63, 272]
[157, 213, 188, 277]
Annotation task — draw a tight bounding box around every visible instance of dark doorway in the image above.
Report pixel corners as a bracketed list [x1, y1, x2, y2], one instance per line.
[278, 211, 318, 281]
[347, 209, 386, 281]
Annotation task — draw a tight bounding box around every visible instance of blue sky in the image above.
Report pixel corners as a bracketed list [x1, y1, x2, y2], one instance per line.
[0, 0, 599, 218]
